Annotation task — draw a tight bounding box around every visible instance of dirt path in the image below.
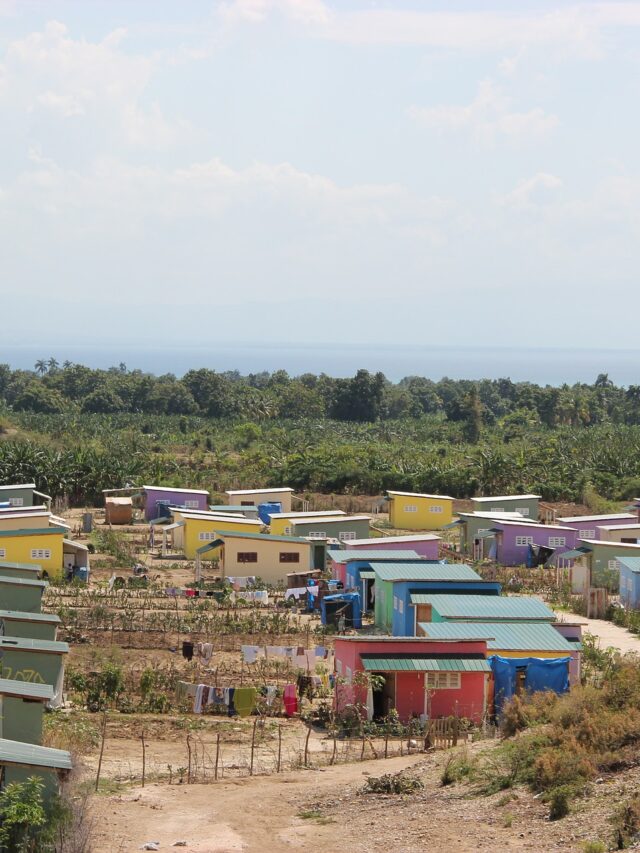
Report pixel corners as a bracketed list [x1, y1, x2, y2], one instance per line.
[555, 610, 640, 653]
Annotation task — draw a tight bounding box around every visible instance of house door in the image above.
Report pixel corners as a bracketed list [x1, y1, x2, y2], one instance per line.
[415, 604, 432, 635]
[372, 673, 396, 720]
[473, 538, 484, 561]
[515, 667, 527, 696]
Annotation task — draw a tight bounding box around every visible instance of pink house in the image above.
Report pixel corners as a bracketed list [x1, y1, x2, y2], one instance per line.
[345, 534, 441, 561]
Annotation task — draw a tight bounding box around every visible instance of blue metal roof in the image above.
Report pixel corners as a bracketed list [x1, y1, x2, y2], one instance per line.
[417, 621, 575, 652]
[616, 556, 640, 574]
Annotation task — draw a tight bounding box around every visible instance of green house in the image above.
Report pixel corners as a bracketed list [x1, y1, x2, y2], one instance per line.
[0, 576, 47, 613]
[0, 636, 69, 695]
[0, 738, 71, 802]
[574, 539, 640, 590]
[290, 515, 371, 543]
[470, 495, 541, 520]
[0, 562, 43, 581]
[0, 679, 54, 744]
[0, 610, 60, 641]
[0, 483, 51, 509]
[408, 593, 556, 624]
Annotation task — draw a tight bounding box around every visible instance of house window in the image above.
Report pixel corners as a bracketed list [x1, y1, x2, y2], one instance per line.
[425, 672, 461, 690]
[404, 505, 418, 513]
[515, 536, 534, 546]
[336, 660, 342, 675]
[548, 537, 566, 547]
[339, 531, 356, 541]
[30, 549, 51, 560]
[0, 549, 5, 558]
[429, 506, 443, 513]
[491, 507, 505, 514]
[241, 501, 255, 506]
[516, 507, 530, 516]
[198, 532, 217, 541]
[608, 559, 621, 571]
[398, 599, 404, 614]
[238, 552, 258, 563]
[345, 666, 352, 683]
[477, 528, 489, 535]
[279, 552, 300, 563]
[393, 595, 398, 611]
[308, 532, 326, 539]
[579, 530, 596, 539]
[283, 526, 292, 535]
[184, 500, 200, 508]
[9, 498, 23, 507]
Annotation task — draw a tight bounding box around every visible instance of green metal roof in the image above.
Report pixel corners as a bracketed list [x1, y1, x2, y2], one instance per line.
[559, 547, 592, 560]
[0, 609, 60, 624]
[0, 636, 69, 654]
[0, 738, 72, 770]
[361, 655, 491, 673]
[0, 575, 47, 588]
[616, 556, 640, 574]
[0, 679, 54, 701]
[417, 621, 575, 652]
[408, 594, 555, 621]
[328, 550, 420, 562]
[371, 562, 482, 583]
[0, 562, 42, 572]
[0, 527, 66, 538]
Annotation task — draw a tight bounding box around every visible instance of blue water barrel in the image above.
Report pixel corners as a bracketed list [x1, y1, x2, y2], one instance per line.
[155, 500, 172, 519]
[74, 567, 89, 583]
[258, 502, 282, 525]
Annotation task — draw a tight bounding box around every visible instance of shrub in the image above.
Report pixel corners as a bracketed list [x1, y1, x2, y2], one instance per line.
[361, 772, 424, 795]
[441, 750, 475, 786]
[546, 785, 573, 821]
[610, 794, 640, 849]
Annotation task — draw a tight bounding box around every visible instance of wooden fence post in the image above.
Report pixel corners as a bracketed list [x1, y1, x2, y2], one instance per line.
[187, 734, 192, 784]
[277, 726, 282, 773]
[95, 709, 108, 792]
[215, 733, 220, 781]
[250, 718, 258, 776]
[304, 726, 311, 767]
[141, 729, 146, 788]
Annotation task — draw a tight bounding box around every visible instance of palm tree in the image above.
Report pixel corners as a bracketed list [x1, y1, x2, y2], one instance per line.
[47, 358, 59, 373]
[34, 359, 47, 376]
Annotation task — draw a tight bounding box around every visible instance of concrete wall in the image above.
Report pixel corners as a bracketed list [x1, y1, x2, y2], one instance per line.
[222, 537, 313, 584]
[389, 496, 453, 531]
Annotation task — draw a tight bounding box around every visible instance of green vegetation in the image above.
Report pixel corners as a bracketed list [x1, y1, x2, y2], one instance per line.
[360, 771, 424, 795]
[2, 363, 640, 505]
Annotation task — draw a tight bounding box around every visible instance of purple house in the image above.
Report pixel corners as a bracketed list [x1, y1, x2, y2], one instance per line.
[142, 485, 209, 521]
[344, 534, 441, 561]
[556, 513, 637, 541]
[487, 520, 578, 567]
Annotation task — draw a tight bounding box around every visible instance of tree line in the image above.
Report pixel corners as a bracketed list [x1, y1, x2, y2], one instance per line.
[2, 362, 639, 431]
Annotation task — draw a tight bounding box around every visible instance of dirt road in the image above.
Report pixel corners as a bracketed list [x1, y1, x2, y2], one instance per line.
[555, 611, 640, 653]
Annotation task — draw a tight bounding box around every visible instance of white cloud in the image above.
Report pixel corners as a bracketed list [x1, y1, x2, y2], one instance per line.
[219, 0, 329, 26]
[409, 81, 559, 145]
[499, 173, 563, 210]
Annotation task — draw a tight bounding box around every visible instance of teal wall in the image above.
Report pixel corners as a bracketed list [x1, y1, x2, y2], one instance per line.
[0, 650, 63, 689]
[4, 765, 60, 802]
[0, 583, 44, 613]
[0, 696, 44, 744]
[0, 618, 57, 641]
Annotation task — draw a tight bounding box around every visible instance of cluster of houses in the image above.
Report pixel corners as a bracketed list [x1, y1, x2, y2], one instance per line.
[0, 557, 70, 805]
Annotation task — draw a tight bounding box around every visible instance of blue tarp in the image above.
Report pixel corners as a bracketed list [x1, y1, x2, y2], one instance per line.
[321, 592, 362, 629]
[490, 655, 570, 715]
[258, 501, 282, 525]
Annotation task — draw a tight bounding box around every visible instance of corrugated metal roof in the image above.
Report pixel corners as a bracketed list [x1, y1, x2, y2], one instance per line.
[558, 513, 636, 523]
[328, 550, 420, 562]
[371, 563, 482, 583]
[0, 679, 54, 700]
[0, 576, 47, 588]
[292, 515, 371, 526]
[345, 535, 441, 544]
[361, 656, 490, 672]
[0, 738, 72, 770]
[386, 491, 454, 500]
[0, 527, 66, 538]
[215, 531, 311, 543]
[408, 594, 555, 620]
[616, 556, 640, 574]
[560, 548, 592, 559]
[360, 571, 376, 579]
[0, 562, 41, 572]
[417, 621, 575, 651]
[0, 636, 68, 654]
[472, 495, 540, 502]
[0, 609, 60, 623]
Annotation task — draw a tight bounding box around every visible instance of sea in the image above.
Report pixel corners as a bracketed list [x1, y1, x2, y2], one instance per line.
[2, 344, 640, 386]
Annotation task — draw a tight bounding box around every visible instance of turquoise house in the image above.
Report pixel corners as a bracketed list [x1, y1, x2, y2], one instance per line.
[0, 738, 71, 802]
[411, 594, 556, 624]
[0, 679, 54, 744]
[0, 636, 69, 694]
[0, 562, 43, 580]
[0, 576, 47, 613]
[0, 610, 60, 642]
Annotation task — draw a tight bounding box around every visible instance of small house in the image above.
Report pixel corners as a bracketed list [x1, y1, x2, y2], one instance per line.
[328, 550, 421, 611]
[0, 738, 71, 802]
[0, 527, 67, 579]
[574, 539, 640, 590]
[345, 534, 442, 560]
[412, 594, 556, 624]
[225, 488, 295, 514]
[0, 679, 54, 744]
[142, 485, 210, 521]
[595, 523, 640, 544]
[208, 505, 260, 520]
[0, 636, 69, 697]
[269, 510, 345, 536]
[487, 520, 578, 567]
[471, 495, 541, 520]
[371, 562, 501, 636]
[0, 576, 47, 613]
[289, 515, 371, 542]
[334, 636, 491, 724]
[617, 556, 640, 609]
[453, 512, 532, 560]
[104, 496, 133, 525]
[0, 561, 42, 580]
[0, 511, 69, 533]
[169, 511, 264, 559]
[556, 513, 637, 540]
[196, 531, 319, 585]
[386, 491, 454, 530]
[0, 484, 51, 510]
[0, 610, 60, 642]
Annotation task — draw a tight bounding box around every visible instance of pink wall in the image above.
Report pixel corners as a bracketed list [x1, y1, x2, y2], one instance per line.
[346, 539, 440, 560]
[331, 561, 348, 585]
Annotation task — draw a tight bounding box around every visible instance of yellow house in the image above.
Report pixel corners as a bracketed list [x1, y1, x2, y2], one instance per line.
[0, 512, 70, 533]
[0, 528, 66, 580]
[199, 531, 315, 585]
[225, 488, 295, 514]
[172, 512, 264, 559]
[386, 491, 454, 530]
[269, 510, 345, 536]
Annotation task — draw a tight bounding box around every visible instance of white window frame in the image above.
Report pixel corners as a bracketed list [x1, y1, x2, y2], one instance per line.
[284, 526, 292, 535]
[578, 529, 596, 539]
[345, 666, 352, 683]
[515, 536, 534, 546]
[425, 672, 461, 690]
[339, 531, 356, 541]
[404, 505, 418, 513]
[476, 528, 489, 535]
[198, 532, 217, 542]
[336, 660, 343, 675]
[490, 507, 505, 513]
[308, 531, 326, 540]
[398, 598, 404, 615]
[516, 507, 530, 516]
[429, 505, 444, 513]
[9, 498, 24, 507]
[608, 559, 621, 571]
[184, 500, 200, 508]
[393, 595, 398, 611]
[0, 549, 5, 559]
[548, 537, 566, 547]
[30, 549, 51, 560]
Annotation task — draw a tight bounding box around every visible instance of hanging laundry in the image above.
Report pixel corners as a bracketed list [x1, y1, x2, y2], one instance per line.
[182, 641, 194, 661]
[265, 686, 277, 707]
[198, 642, 214, 664]
[283, 684, 298, 716]
[233, 687, 257, 718]
[194, 684, 206, 714]
[227, 687, 236, 717]
[242, 645, 259, 664]
[366, 687, 374, 722]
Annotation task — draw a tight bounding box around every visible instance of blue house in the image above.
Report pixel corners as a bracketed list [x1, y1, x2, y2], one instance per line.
[617, 556, 640, 608]
[371, 562, 501, 637]
[328, 550, 422, 613]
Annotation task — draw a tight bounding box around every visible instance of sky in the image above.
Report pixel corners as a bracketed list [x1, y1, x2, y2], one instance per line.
[1, 1, 640, 353]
